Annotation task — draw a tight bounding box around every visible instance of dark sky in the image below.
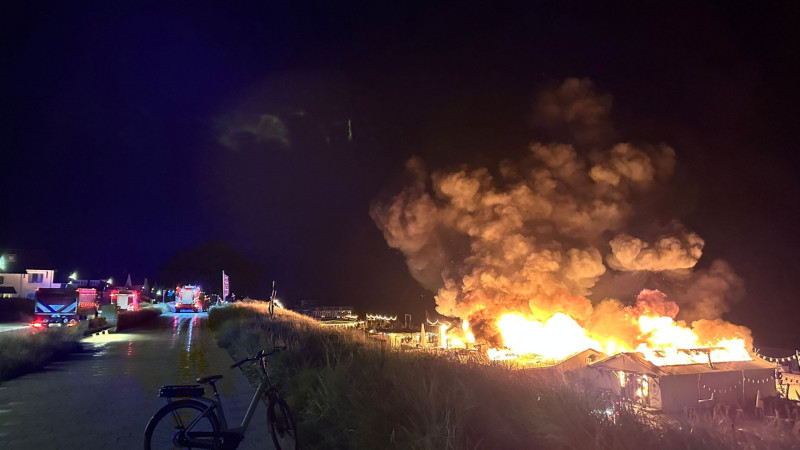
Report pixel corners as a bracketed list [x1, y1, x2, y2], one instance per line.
[2, 1, 799, 346]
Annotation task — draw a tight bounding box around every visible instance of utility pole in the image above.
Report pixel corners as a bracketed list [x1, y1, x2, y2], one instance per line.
[269, 281, 276, 317]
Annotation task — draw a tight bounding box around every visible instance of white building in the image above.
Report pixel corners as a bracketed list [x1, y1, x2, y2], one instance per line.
[0, 250, 59, 299]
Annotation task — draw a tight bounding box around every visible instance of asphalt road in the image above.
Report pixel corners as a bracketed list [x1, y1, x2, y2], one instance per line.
[0, 312, 272, 449]
[0, 323, 32, 336]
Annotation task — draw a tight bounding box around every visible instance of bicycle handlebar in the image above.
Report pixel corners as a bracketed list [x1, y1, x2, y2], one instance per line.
[230, 346, 286, 369]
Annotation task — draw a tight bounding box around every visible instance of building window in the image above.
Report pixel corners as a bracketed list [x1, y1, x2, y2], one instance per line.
[0, 276, 4, 284]
[29, 273, 43, 283]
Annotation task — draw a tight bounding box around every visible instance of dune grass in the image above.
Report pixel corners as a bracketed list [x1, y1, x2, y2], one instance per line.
[209, 303, 798, 449]
[0, 327, 84, 382]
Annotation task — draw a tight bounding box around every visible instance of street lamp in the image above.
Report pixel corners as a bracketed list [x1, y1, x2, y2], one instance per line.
[99, 278, 112, 305]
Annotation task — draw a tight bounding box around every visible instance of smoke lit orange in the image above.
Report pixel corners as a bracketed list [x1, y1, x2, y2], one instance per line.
[372, 79, 753, 368]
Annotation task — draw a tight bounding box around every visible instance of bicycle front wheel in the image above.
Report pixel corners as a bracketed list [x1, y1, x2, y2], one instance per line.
[268, 397, 298, 450]
[144, 399, 221, 450]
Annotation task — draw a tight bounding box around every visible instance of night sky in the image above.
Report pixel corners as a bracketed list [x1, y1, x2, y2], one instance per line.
[2, 2, 799, 346]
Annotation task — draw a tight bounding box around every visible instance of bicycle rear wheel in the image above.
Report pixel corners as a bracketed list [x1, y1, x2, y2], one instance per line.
[268, 397, 298, 450]
[144, 399, 221, 450]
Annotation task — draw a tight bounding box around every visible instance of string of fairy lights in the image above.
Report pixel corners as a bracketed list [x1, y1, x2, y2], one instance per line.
[695, 349, 799, 394]
[754, 350, 799, 364]
[366, 313, 398, 321]
[699, 374, 777, 395]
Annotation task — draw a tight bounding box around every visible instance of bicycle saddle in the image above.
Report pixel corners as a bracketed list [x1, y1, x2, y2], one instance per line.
[196, 374, 223, 384]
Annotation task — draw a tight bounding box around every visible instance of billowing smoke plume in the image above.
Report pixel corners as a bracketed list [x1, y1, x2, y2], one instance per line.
[371, 78, 747, 347]
[675, 259, 745, 321]
[606, 232, 704, 272]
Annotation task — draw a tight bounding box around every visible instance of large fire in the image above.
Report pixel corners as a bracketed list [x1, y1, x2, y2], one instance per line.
[371, 78, 754, 368]
[494, 312, 600, 361]
[442, 289, 752, 366]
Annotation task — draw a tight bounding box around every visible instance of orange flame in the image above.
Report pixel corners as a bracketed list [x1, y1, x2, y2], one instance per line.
[487, 309, 751, 365]
[495, 313, 602, 361]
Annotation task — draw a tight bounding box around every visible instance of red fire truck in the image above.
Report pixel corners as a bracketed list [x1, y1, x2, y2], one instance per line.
[109, 288, 139, 311]
[176, 285, 203, 312]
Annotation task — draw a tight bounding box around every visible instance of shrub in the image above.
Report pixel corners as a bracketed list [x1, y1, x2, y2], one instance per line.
[86, 316, 108, 330]
[116, 307, 162, 331]
[0, 327, 83, 382]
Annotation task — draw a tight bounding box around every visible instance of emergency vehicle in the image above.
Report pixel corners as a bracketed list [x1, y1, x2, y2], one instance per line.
[176, 285, 202, 312]
[32, 287, 96, 327]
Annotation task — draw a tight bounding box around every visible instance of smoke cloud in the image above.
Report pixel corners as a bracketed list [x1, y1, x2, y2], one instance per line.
[674, 259, 745, 321]
[606, 232, 704, 272]
[371, 78, 746, 347]
[217, 113, 291, 150]
[530, 77, 615, 148]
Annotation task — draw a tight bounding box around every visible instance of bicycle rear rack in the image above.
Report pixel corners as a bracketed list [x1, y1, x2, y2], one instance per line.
[158, 384, 205, 398]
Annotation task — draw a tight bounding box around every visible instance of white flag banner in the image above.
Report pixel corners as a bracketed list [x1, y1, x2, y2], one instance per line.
[222, 271, 230, 300]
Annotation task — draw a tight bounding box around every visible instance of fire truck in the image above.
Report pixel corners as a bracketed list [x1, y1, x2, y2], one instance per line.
[78, 288, 99, 315]
[176, 285, 202, 312]
[109, 288, 139, 311]
[32, 287, 97, 328]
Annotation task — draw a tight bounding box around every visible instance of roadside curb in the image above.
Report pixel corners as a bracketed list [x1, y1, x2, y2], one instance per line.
[84, 326, 116, 337]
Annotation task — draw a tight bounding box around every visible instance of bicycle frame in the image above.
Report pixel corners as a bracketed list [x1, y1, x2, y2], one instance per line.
[221, 373, 273, 433]
[175, 357, 277, 446]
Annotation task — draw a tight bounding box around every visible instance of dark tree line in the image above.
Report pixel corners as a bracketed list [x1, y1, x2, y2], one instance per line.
[158, 241, 266, 298]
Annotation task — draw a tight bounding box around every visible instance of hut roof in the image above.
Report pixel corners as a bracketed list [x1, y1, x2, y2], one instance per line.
[590, 352, 775, 377]
[590, 352, 660, 376]
[555, 348, 609, 370]
[657, 358, 776, 375]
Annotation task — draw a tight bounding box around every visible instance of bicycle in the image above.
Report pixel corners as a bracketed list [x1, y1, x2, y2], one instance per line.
[144, 346, 298, 450]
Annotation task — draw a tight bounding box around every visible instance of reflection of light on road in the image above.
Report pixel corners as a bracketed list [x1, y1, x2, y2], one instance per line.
[172, 313, 210, 382]
[83, 333, 155, 345]
[170, 315, 180, 349]
[81, 313, 214, 383]
[0, 324, 32, 335]
[186, 315, 194, 353]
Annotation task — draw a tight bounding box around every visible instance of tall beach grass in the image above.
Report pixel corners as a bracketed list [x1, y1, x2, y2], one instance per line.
[0, 327, 83, 382]
[209, 303, 798, 449]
